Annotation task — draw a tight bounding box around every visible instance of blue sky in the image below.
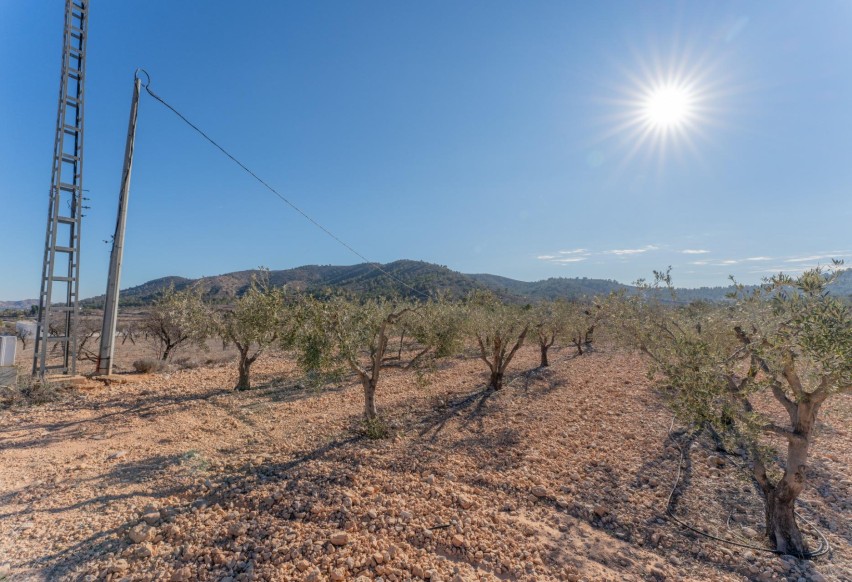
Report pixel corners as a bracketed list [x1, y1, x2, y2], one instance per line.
[2, 1, 851, 299]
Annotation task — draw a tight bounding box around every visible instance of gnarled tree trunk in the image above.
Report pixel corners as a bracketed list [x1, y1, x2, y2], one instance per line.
[752, 393, 822, 556]
[539, 344, 549, 367]
[234, 346, 258, 391]
[361, 376, 378, 420]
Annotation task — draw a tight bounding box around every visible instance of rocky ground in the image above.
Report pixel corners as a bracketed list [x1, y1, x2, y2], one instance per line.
[0, 346, 849, 581]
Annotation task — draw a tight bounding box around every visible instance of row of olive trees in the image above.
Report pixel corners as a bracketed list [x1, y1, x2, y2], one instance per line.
[138, 265, 848, 556]
[607, 264, 851, 557]
[141, 280, 601, 416]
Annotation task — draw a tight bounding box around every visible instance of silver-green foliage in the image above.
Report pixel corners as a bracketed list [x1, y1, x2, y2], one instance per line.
[219, 270, 290, 390]
[297, 295, 415, 421]
[610, 263, 851, 555]
[144, 285, 213, 361]
[464, 291, 530, 390]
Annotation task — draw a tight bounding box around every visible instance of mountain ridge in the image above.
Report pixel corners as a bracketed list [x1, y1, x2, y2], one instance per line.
[68, 260, 851, 308]
[4, 261, 849, 309]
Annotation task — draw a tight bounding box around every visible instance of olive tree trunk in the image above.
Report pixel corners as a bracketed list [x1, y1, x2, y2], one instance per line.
[361, 376, 379, 420]
[539, 344, 549, 367]
[234, 346, 258, 391]
[537, 333, 554, 367]
[477, 327, 528, 391]
[753, 393, 824, 556]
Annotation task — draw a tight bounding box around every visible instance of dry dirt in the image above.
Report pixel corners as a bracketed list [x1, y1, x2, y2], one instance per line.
[1, 345, 850, 581]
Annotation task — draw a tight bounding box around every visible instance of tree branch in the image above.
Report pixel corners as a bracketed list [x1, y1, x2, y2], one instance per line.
[500, 326, 529, 373]
[476, 336, 494, 373]
[770, 382, 798, 421]
[404, 346, 431, 370]
[781, 357, 805, 400]
[762, 423, 806, 444]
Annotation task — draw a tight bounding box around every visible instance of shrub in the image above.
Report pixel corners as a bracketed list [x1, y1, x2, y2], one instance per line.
[1, 374, 61, 408]
[133, 358, 166, 374]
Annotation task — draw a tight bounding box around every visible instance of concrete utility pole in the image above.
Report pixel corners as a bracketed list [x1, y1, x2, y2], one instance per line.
[95, 75, 142, 376]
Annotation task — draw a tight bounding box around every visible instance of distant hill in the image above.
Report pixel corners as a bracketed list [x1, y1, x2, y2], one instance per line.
[81, 260, 487, 307]
[53, 262, 852, 308]
[468, 274, 630, 301]
[0, 299, 37, 312]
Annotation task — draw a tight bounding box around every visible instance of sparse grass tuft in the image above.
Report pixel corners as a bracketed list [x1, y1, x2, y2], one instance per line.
[362, 416, 390, 440]
[1, 373, 62, 408]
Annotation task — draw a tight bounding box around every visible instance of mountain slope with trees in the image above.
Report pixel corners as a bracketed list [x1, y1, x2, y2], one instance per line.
[75, 261, 852, 307]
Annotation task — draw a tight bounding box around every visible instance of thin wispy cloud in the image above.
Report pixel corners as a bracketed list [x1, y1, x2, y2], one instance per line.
[537, 244, 659, 264]
[785, 254, 836, 263]
[681, 249, 710, 254]
[750, 266, 811, 274]
[689, 252, 850, 271]
[603, 244, 660, 256]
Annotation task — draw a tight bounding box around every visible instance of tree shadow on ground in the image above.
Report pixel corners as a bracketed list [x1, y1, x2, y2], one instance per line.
[0, 453, 192, 522]
[31, 435, 362, 579]
[0, 387, 231, 451]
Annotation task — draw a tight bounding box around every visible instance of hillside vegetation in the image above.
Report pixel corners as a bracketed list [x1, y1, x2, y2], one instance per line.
[77, 261, 852, 308]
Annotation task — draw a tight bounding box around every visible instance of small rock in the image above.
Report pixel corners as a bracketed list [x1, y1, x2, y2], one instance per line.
[171, 566, 192, 581]
[330, 532, 349, 546]
[142, 511, 161, 525]
[108, 559, 129, 573]
[531, 486, 548, 498]
[451, 534, 465, 548]
[128, 524, 152, 544]
[296, 560, 311, 572]
[135, 543, 154, 558]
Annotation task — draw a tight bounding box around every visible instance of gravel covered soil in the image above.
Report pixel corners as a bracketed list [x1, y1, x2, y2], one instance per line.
[0, 347, 849, 581]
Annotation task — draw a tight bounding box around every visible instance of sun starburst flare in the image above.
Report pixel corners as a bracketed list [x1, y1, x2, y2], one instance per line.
[642, 84, 695, 130]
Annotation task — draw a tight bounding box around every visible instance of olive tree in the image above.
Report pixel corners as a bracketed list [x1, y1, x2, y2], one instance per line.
[567, 300, 602, 356]
[403, 297, 465, 369]
[218, 273, 289, 391]
[299, 296, 415, 422]
[530, 300, 564, 367]
[15, 325, 33, 350]
[143, 286, 212, 361]
[610, 265, 851, 556]
[465, 292, 530, 390]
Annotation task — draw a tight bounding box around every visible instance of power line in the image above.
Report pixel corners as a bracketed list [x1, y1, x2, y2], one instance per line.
[136, 69, 430, 300]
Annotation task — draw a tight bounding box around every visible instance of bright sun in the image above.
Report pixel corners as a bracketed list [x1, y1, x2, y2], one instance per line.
[643, 85, 694, 129]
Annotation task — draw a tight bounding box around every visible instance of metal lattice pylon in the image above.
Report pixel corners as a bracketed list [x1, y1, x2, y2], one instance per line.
[33, 0, 88, 377]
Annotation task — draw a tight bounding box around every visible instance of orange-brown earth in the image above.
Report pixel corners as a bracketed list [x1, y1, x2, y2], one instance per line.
[1, 346, 849, 581]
